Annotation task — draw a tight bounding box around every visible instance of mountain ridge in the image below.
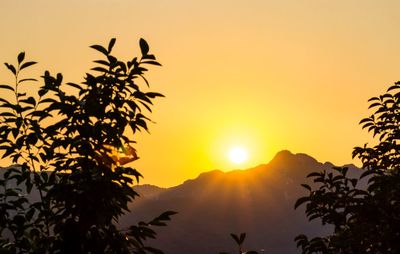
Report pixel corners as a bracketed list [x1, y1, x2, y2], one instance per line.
[122, 150, 360, 254]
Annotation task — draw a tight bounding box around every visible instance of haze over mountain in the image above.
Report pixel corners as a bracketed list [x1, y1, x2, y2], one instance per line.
[121, 150, 361, 254]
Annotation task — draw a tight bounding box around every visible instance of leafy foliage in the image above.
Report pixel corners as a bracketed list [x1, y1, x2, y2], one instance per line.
[219, 233, 258, 254]
[0, 39, 175, 253]
[295, 82, 400, 253]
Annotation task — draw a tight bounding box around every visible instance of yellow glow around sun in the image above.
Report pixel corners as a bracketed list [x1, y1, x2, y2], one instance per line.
[228, 146, 249, 164]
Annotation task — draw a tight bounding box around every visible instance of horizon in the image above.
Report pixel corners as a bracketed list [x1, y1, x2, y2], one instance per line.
[136, 149, 357, 188]
[1, 1, 399, 187]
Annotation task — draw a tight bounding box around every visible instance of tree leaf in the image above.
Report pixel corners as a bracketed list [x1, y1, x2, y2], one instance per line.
[301, 184, 312, 191]
[239, 233, 246, 245]
[66, 82, 82, 90]
[142, 54, 156, 60]
[0, 84, 14, 92]
[20, 61, 37, 70]
[91, 66, 108, 73]
[90, 44, 108, 55]
[142, 60, 162, 66]
[295, 197, 310, 209]
[20, 96, 36, 106]
[4, 63, 16, 75]
[18, 52, 25, 64]
[230, 234, 240, 245]
[19, 78, 38, 83]
[139, 38, 149, 56]
[108, 38, 116, 53]
[307, 172, 321, 178]
[146, 92, 165, 98]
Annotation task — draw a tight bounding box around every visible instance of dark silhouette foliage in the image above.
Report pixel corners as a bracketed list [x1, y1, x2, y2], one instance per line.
[0, 39, 175, 253]
[219, 233, 258, 254]
[295, 82, 400, 253]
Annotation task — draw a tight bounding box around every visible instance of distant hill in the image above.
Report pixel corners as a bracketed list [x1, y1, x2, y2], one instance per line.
[134, 184, 166, 198]
[121, 150, 361, 254]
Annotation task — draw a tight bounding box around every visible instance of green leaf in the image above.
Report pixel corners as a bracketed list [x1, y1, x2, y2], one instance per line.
[66, 82, 82, 90]
[1, 147, 15, 159]
[360, 170, 375, 179]
[38, 89, 47, 97]
[239, 233, 246, 245]
[26, 178, 33, 193]
[340, 167, 348, 176]
[142, 60, 161, 66]
[20, 61, 37, 70]
[0, 98, 12, 104]
[387, 84, 400, 91]
[139, 38, 149, 56]
[368, 102, 381, 109]
[301, 184, 312, 191]
[108, 38, 116, 53]
[0, 84, 14, 92]
[41, 172, 48, 182]
[350, 178, 358, 188]
[38, 98, 57, 104]
[19, 78, 38, 83]
[21, 96, 36, 106]
[230, 234, 240, 245]
[294, 197, 310, 209]
[91, 66, 108, 73]
[90, 44, 108, 55]
[4, 63, 16, 75]
[307, 172, 321, 178]
[359, 118, 372, 124]
[93, 60, 110, 66]
[142, 54, 156, 60]
[146, 92, 164, 98]
[17, 52, 25, 64]
[149, 211, 177, 226]
[26, 208, 35, 221]
[13, 215, 26, 227]
[27, 133, 38, 145]
[0, 112, 14, 117]
[5, 189, 19, 197]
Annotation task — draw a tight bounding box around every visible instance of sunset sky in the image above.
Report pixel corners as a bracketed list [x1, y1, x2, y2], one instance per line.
[1, 1, 400, 187]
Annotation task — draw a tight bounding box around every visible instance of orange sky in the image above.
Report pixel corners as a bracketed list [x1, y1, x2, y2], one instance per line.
[1, 0, 400, 187]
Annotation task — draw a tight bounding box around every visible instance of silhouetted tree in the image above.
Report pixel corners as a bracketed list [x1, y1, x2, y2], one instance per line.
[295, 82, 400, 253]
[0, 39, 175, 253]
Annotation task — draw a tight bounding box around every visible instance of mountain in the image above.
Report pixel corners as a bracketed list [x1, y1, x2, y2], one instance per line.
[134, 184, 166, 199]
[121, 150, 360, 254]
[1, 151, 360, 253]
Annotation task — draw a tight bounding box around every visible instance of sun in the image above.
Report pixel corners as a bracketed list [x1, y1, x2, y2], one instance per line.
[228, 146, 249, 164]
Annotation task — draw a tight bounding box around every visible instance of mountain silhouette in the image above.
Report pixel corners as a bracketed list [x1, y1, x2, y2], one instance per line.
[121, 150, 360, 254]
[1, 151, 360, 253]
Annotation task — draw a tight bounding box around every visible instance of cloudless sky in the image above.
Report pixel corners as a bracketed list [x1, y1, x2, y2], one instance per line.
[1, 0, 400, 187]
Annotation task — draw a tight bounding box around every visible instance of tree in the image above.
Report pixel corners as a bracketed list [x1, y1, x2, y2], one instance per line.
[0, 38, 175, 253]
[295, 81, 400, 253]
